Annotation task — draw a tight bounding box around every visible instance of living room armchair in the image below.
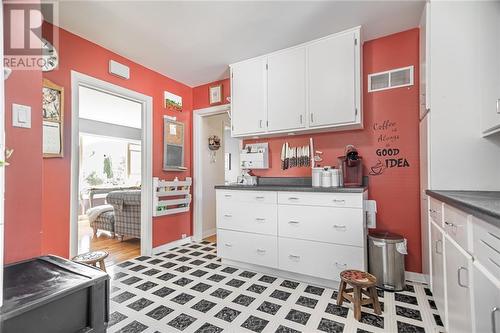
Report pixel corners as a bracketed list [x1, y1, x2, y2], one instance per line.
[106, 190, 141, 240]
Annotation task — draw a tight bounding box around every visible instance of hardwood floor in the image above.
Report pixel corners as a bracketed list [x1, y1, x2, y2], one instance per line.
[78, 218, 140, 268]
[203, 234, 217, 243]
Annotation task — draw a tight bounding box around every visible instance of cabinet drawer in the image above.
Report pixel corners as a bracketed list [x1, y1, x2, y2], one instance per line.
[217, 190, 277, 205]
[429, 197, 443, 225]
[472, 216, 500, 277]
[217, 229, 278, 268]
[278, 205, 364, 246]
[277, 192, 362, 208]
[443, 204, 469, 251]
[278, 237, 365, 281]
[217, 202, 277, 235]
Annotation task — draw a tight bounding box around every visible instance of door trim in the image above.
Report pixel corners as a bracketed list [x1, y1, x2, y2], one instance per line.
[70, 71, 153, 257]
[193, 104, 231, 242]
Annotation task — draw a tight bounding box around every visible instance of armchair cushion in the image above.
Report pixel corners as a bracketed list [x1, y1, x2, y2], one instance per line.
[107, 190, 141, 238]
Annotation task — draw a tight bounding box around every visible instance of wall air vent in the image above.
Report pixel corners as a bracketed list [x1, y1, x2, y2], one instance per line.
[368, 66, 414, 92]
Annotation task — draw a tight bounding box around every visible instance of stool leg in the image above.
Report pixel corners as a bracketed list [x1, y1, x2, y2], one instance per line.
[99, 259, 107, 272]
[337, 281, 346, 306]
[369, 287, 382, 315]
[354, 286, 362, 321]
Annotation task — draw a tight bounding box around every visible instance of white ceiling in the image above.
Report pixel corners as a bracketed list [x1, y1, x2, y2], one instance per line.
[56, 1, 425, 87]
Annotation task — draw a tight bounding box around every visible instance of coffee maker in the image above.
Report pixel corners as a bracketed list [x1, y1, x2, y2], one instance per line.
[338, 145, 363, 187]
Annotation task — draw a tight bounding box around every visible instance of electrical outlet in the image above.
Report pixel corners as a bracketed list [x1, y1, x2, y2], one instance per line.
[181, 234, 187, 239]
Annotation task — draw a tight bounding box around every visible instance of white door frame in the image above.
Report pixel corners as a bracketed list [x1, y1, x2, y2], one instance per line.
[193, 104, 231, 242]
[70, 71, 153, 258]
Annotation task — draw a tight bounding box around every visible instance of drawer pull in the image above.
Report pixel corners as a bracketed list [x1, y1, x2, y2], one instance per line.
[333, 225, 347, 229]
[429, 209, 436, 213]
[224, 194, 232, 198]
[224, 214, 233, 218]
[332, 199, 346, 203]
[444, 221, 455, 227]
[288, 197, 300, 201]
[255, 196, 265, 200]
[489, 257, 500, 269]
[289, 254, 301, 260]
[492, 307, 499, 333]
[256, 248, 266, 254]
[457, 266, 469, 288]
[288, 221, 300, 224]
[481, 240, 500, 256]
[335, 262, 347, 268]
[255, 218, 266, 222]
[488, 231, 500, 242]
[224, 243, 233, 247]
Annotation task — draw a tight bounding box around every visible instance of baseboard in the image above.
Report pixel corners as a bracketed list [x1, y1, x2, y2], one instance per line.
[152, 237, 192, 254]
[202, 228, 216, 239]
[405, 271, 428, 284]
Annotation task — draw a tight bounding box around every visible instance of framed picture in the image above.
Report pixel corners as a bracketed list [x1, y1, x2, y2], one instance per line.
[209, 84, 222, 105]
[42, 78, 64, 158]
[164, 91, 183, 112]
[163, 118, 186, 171]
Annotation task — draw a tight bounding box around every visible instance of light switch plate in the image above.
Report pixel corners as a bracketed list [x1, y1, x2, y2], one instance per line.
[12, 103, 31, 128]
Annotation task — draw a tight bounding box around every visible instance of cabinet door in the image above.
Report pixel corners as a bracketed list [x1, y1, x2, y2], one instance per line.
[480, 1, 500, 135]
[267, 47, 306, 131]
[230, 57, 267, 136]
[445, 237, 473, 333]
[420, 115, 430, 278]
[308, 30, 359, 128]
[472, 264, 500, 333]
[431, 222, 446, 319]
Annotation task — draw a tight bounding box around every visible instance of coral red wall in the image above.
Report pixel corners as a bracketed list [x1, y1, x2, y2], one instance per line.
[40, 23, 194, 258]
[193, 79, 231, 110]
[196, 29, 422, 272]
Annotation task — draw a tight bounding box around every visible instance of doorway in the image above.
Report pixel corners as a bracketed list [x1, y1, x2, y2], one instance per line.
[70, 71, 153, 263]
[193, 104, 241, 243]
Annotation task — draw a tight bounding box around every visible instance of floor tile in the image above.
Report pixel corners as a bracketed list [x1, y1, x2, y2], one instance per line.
[215, 306, 241, 322]
[317, 317, 345, 333]
[168, 313, 197, 331]
[241, 315, 269, 333]
[285, 309, 311, 325]
[257, 301, 282, 315]
[146, 305, 173, 320]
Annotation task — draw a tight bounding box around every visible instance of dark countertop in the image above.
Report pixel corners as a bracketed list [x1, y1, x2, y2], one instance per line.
[215, 184, 367, 193]
[426, 190, 500, 228]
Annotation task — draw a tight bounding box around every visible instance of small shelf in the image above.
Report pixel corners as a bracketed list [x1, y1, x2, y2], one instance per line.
[153, 177, 192, 216]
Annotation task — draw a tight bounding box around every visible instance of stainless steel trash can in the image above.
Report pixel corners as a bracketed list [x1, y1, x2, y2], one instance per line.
[368, 232, 407, 291]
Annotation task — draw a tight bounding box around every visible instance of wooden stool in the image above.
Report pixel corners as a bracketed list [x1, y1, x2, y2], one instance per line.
[73, 250, 109, 272]
[337, 269, 382, 321]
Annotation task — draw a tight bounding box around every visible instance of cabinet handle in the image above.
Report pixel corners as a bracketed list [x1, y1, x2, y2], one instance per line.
[300, 115, 303, 124]
[256, 248, 266, 254]
[435, 239, 442, 255]
[457, 266, 468, 288]
[488, 231, 500, 242]
[335, 262, 347, 268]
[259, 120, 263, 128]
[288, 220, 300, 224]
[224, 194, 232, 198]
[255, 218, 266, 222]
[489, 257, 500, 269]
[497, 99, 500, 114]
[224, 214, 232, 218]
[255, 196, 265, 200]
[310, 113, 314, 123]
[481, 240, 500, 256]
[288, 197, 300, 201]
[333, 199, 346, 204]
[289, 254, 300, 260]
[444, 221, 455, 227]
[333, 225, 347, 229]
[224, 243, 232, 247]
[492, 307, 499, 333]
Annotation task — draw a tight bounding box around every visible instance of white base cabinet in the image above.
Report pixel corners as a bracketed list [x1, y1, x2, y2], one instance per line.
[427, 195, 500, 333]
[216, 189, 367, 284]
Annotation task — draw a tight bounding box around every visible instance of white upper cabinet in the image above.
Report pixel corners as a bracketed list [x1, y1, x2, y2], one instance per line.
[267, 47, 306, 132]
[480, 1, 500, 136]
[230, 56, 267, 136]
[230, 26, 362, 138]
[308, 30, 360, 128]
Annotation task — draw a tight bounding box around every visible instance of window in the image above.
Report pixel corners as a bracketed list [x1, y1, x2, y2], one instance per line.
[128, 143, 141, 177]
[368, 66, 414, 92]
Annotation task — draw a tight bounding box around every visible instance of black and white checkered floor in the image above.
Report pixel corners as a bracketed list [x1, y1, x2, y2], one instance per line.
[108, 241, 445, 333]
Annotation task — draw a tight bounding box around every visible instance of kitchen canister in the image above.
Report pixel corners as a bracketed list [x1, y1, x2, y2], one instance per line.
[330, 168, 340, 187]
[321, 169, 332, 187]
[312, 167, 323, 187]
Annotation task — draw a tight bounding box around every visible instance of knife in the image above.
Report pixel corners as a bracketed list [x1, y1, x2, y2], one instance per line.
[284, 142, 289, 170]
[281, 143, 286, 170]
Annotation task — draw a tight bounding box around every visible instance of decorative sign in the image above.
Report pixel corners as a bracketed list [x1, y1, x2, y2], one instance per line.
[369, 119, 410, 176]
